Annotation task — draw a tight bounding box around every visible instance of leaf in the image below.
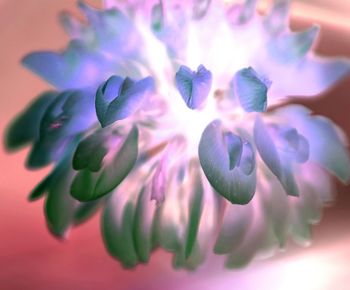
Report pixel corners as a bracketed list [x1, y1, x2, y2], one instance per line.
[198, 120, 256, 204]
[175, 65, 212, 110]
[5, 91, 56, 151]
[71, 126, 139, 201]
[233, 67, 270, 112]
[96, 76, 155, 127]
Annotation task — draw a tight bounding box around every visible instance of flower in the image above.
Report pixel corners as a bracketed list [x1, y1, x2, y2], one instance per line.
[5, 0, 350, 270]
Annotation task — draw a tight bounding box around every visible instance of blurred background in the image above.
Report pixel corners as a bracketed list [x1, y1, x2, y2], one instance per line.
[0, 1, 350, 289]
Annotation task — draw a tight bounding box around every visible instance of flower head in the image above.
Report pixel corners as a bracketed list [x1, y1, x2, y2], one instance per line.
[5, 0, 350, 269]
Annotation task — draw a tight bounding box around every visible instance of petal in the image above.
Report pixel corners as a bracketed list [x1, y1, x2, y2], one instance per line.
[254, 116, 299, 196]
[184, 167, 203, 259]
[253, 116, 282, 177]
[133, 186, 158, 263]
[192, 0, 212, 20]
[233, 67, 269, 112]
[224, 132, 243, 170]
[71, 126, 139, 201]
[199, 120, 256, 204]
[175, 65, 212, 110]
[214, 202, 253, 254]
[268, 25, 319, 63]
[102, 196, 139, 268]
[96, 76, 155, 127]
[44, 168, 78, 238]
[5, 91, 56, 151]
[240, 141, 255, 175]
[294, 134, 309, 163]
[22, 41, 116, 89]
[263, 0, 290, 35]
[73, 129, 109, 172]
[151, 154, 168, 204]
[268, 56, 350, 98]
[226, 0, 257, 25]
[151, 2, 164, 32]
[275, 105, 350, 183]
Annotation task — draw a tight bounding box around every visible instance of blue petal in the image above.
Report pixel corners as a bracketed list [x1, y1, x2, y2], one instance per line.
[279, 106, 350, 183]
[199, 120, 256, 204]
[224, 132, 243, 170]
[253, 116, 282, 177]
[294, 134, 309, 163]
[77, 1, 142, 57]
[233, 67, 270, 112]
[22, 41, 115, 90]
[268, 57, 350, 99]
[240, 142, 255, 175]
[268, 25, 319, 63]
[253, 116, 299, 196]
[96, 76, 155, 127]
[175, 65, 212, 110]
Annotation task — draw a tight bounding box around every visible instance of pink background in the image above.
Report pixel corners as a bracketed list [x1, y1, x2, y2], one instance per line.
[1, 1, 350, 289]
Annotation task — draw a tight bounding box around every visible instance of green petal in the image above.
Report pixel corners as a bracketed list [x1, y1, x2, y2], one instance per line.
[71, 126, 139, 201]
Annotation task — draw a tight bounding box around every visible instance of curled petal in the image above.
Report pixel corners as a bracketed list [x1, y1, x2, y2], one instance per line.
[96, 76, 155, 127]
[199, 120, 256, 204]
